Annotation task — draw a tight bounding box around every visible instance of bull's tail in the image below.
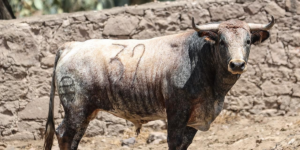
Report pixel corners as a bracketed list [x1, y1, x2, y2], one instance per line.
[44, 50, 62, 150]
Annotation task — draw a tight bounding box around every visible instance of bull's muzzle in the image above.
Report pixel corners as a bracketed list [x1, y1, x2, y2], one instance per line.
[228, 59, 247, 74]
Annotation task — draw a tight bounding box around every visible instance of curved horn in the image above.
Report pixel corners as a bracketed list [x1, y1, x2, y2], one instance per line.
[248, 16, 275, 30]
[192, 17, 220, 32]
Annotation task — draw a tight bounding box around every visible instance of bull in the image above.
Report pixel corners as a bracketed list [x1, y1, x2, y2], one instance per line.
[44, 16, 274, 150]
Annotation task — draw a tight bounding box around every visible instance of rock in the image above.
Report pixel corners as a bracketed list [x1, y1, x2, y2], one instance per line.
[0, 26, 39, 67]
[0, 143, 7, 149]
[187, 9, 210, 24]
[236, 0, 255, 3]
[179, 14, 190, 29]
[85, 12, 108, 23]
[4, 66, 27, 80]
[261, 81, 292, 96]
[85, 119, 106, 137]
[209, 4, 244, 21]
[97, 112, 127, 126]
[138, 18, 156, 30]
[226, 96, 254, 111]
[18, 97, 60, 120]
[260, 109, 278, 117]
[245, 1, 263, 15]
[294, 69, 300, 82]
[292, 83, 300, 97]
[147, 132, 167, 144]
[0, 81, 28, 102]
[103, 15, 139, 36]
[2, 131, 35, 140]
[278, 96, 291, 111]
[1, 101, 18, 115]
[126, 8, 144, 16]
[268, 42, 287, 66]
[289, 97, 300, 112]
[41, 55, 56, 68]
[17, 121, 41, 133]
[155, 19, 169, 31]
[230, 78, 261, 96]
[121, 137, 136, 146]
[143, 120, 166, 130]
[0, 114, 14, 127]
[106, 124, 127, 136]
[263, 96, 279, 109]
[285, 0, 300, 14]
[264, 2, 286, 18]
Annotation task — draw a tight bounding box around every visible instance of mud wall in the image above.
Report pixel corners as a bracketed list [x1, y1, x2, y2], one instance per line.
[0, 0, 300, 140]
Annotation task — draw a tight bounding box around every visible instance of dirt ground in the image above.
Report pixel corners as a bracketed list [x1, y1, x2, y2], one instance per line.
[2, 114, 300, 150]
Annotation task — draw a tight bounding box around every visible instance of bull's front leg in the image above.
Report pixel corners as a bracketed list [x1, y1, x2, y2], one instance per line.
[178, 126, 198, 150]
[166, 98, 191, 150]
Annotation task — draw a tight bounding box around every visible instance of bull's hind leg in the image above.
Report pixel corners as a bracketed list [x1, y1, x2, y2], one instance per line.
[55, 106, 94, 150]
[55, 92, 97, 150]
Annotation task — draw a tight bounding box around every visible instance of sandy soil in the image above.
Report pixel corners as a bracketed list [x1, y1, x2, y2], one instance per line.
[1, 115, 300, 150]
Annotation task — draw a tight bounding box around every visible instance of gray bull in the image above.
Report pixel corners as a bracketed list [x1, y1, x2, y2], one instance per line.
[44, 16, 274, 150]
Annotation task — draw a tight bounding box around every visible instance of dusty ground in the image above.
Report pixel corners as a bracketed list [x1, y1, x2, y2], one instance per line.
[1, 114, 300, 150]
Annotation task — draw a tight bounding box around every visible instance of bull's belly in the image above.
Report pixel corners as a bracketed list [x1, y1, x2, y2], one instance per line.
[108, 108, 167, 123]
[105, 104, 167, 129]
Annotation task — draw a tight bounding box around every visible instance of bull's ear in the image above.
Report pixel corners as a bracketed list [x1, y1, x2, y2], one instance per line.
[198, 31, 218, 44]
[251, 30, 270, 45]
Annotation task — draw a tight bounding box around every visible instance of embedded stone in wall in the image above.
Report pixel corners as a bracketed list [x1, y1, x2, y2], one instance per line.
[85, 119, 106, 137]
[245, 1, 264, 15]
[261, 81, 292, 96]
[126, 8, 144, 16]
[264, 2, 286, 18]
[285, 0, 300, 14]
[0, 114, 14, 127]
[0, 81, 28, 102]
[209, 4, 244, 21]
[41, 55, 56, 68]
[18, 97, 60, 120]
[0, 25, 39, 67]
[188, 9, 210, 24]
[279, 31, 300, 47]
[103, 15, 139, 36]
[230, 78, 262, 96]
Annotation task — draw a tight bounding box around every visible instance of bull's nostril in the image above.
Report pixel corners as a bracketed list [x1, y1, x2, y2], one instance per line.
[230, 62, 235, 69]
[240, 62, 245, 70]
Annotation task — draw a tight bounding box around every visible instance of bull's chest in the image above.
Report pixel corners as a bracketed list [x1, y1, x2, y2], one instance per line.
[187, 99, 224, 131]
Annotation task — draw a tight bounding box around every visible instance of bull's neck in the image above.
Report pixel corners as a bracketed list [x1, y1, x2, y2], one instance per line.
[213, 63, 240, 98]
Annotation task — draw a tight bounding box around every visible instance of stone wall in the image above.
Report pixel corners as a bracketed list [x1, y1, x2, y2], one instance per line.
[0, 0, 299, 140]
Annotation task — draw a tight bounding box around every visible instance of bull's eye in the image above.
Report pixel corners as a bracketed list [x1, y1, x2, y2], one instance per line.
[220, 40, 225, 46]
[246, 40, 251, 45]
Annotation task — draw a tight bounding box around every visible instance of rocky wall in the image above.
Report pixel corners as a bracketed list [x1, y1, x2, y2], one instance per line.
[0, 0, 299, 140]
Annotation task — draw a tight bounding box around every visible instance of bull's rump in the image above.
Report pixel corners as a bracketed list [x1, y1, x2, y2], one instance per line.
[54, 34, 190, 121]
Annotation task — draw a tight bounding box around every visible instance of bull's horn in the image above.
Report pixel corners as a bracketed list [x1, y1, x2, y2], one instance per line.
[192, 17, 219, 32]
[248, 16, 275, 30]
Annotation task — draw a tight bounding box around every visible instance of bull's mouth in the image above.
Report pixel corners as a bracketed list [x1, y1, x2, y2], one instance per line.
[228, 68, 247, 74]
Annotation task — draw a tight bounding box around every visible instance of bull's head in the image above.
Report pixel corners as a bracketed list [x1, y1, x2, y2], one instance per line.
[192, 16, 274, 74]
